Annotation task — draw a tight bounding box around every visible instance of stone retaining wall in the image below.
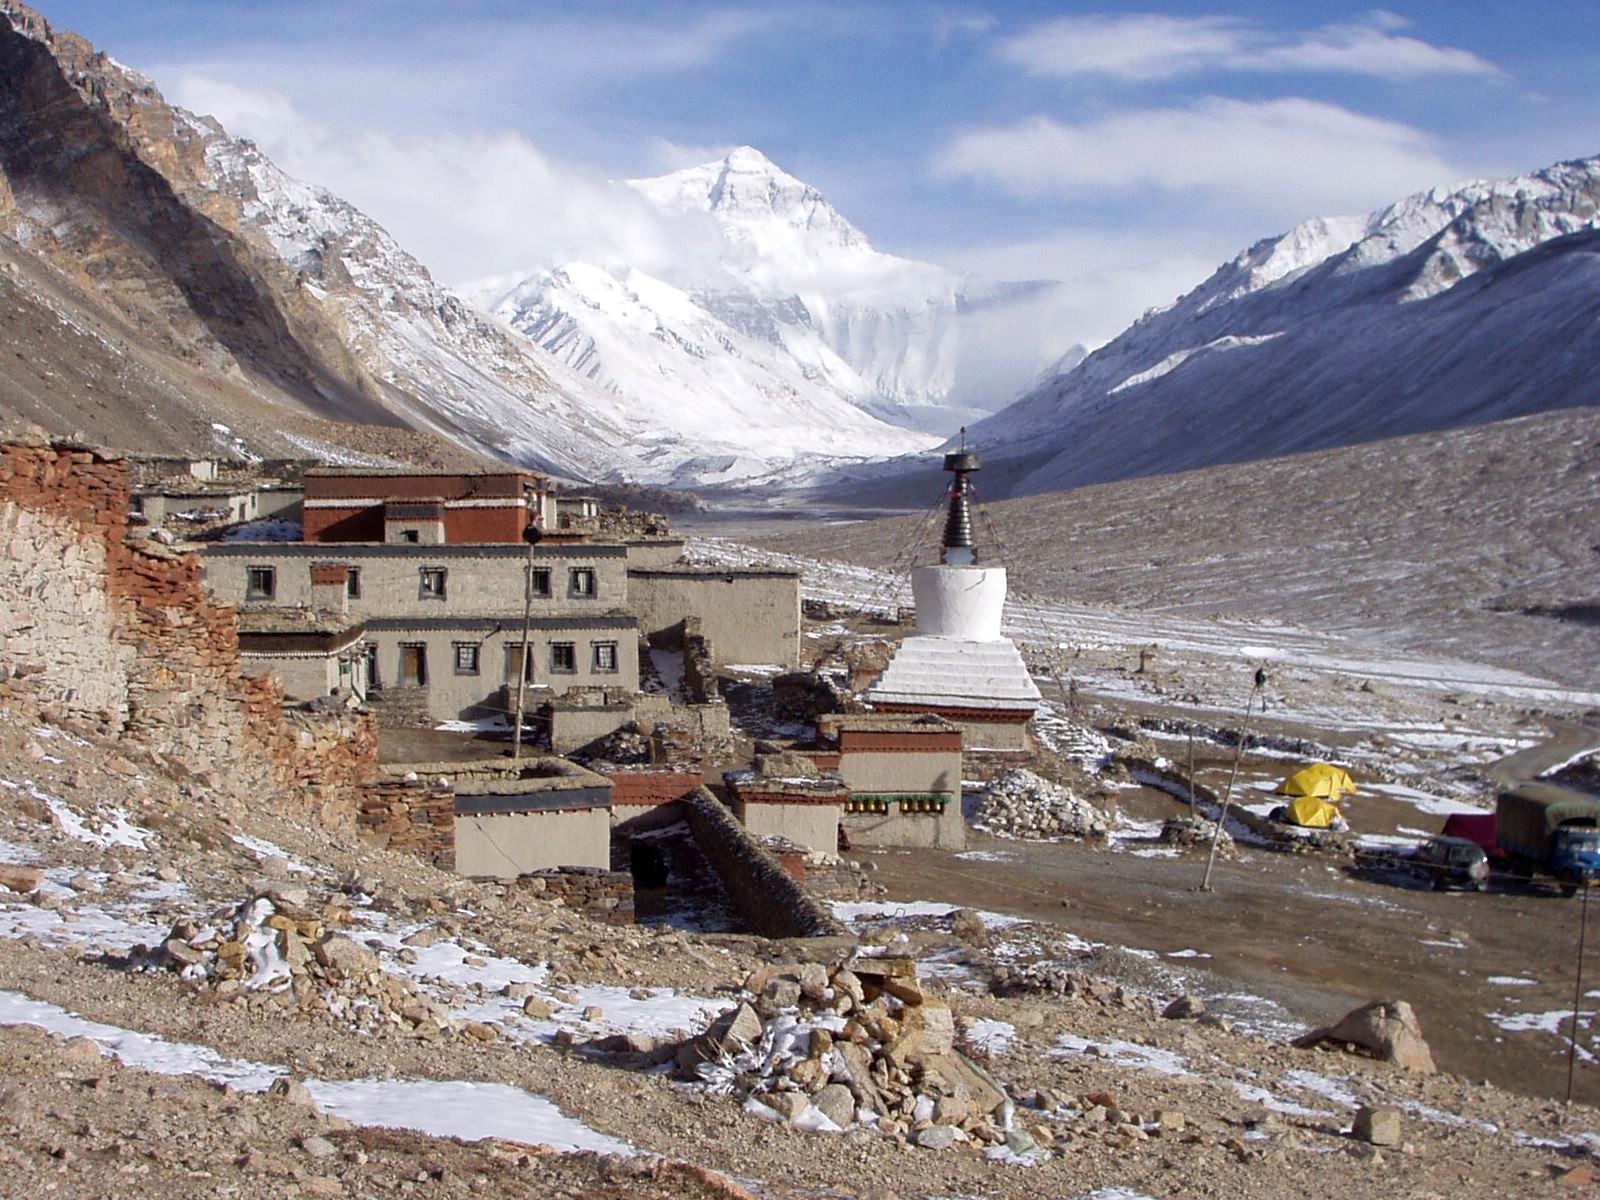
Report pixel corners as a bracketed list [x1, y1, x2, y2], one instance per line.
[514, 866, 634, 925]
[682, 787, 846, 939]
[0, 436, 378, 832]
[355, 778, 455, 868]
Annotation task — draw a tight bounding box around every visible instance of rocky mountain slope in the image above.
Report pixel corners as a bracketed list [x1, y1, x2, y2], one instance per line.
[964, 156, 1600, 497]
[0, 3, 938, 485]
[476, 147, 1077, 438]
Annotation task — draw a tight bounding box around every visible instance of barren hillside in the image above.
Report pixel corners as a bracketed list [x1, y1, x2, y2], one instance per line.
[743, 408, 1600, 688]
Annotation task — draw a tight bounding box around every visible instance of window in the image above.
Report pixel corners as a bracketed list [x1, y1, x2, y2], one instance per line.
[569, 567, 596, 598]
[528, 566, 552, 598]
[592, 641, 619, 673]
[504, 643, 535, 683]
[549, 642, 577, 673]
[453, 642, 480, 675]
[345, 567, 361, 600]
[419, 568, 447, 600]
[246, 566, 275, 600]
[401, 529, 420, 544]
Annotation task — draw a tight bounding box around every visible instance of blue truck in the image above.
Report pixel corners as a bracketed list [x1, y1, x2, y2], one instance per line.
[1495, 782, 1600, 895]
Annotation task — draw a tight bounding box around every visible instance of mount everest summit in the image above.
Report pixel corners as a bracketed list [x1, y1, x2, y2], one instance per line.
[472, 146, 1076, 444]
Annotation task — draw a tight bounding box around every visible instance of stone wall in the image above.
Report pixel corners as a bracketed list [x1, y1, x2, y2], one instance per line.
[355, 777, 455, 868]
[515, 866, 634, 925]
[0, 436, 378, 832]
[681, 787, 846, 939]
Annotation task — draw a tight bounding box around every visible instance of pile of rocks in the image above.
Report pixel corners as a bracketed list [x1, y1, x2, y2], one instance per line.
[972, 769, 1110, 840]
[1159, 814, 1235, 856]
[670, 956, 1043, 1158]
[143, 885, 470, 1041]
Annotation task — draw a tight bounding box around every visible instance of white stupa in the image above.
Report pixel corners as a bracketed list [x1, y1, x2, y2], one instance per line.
[865, 448, 1041, 750]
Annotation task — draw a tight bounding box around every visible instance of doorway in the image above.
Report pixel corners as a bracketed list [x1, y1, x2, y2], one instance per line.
[400, 643, 428, 688]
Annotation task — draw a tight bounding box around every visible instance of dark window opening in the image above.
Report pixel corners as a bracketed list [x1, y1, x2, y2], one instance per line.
[246, 566, 275, 600]
[346, 567, 361, 599]
[529, 566, 552, 598]
[549, 642, 577, 673]
[592, 641, 619, 672]
[420, 568, 447, 599]
[453, 642, 480, 675]
[569, 568, 596, 598]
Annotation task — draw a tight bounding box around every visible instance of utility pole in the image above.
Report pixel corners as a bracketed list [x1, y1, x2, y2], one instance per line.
[1202, 668, 1267, 892]
[511, 507, 536, 760]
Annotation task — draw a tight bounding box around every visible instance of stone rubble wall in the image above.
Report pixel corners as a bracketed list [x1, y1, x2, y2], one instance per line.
[514, 866, 634, 925]
[682, 787, 847, 939]
[355, 778, 455, 868]
[0, 436, 378, 832]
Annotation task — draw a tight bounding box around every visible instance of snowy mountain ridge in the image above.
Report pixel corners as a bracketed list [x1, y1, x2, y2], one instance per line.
[966, 154, 1600, 497]
[478, 147, 1077, 440]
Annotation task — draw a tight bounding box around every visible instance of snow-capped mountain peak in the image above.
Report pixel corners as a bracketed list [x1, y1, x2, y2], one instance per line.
[965, 153, 1600, 498]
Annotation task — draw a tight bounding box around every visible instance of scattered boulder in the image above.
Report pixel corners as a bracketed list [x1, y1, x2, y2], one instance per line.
[1352, 1105, 1402, 1146]
[950, 908, 990, 947]
[0, 864, 43, 894]
[1163, 994, 1206, 1020]
[1294, 999, 1436, 1074]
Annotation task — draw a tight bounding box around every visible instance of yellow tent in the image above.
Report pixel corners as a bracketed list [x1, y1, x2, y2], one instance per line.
[1276, 763, 1358, 801]
[1285, 795, 1344, 829]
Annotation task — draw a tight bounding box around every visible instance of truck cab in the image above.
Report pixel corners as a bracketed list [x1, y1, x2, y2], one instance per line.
[1552, 824, 1600, 890]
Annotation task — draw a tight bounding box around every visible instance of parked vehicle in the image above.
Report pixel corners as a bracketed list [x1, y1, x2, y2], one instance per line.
[1440, 812, 1508, 864]
[1410, 836, 1490, 891]
[1495, 783, 1600, 895]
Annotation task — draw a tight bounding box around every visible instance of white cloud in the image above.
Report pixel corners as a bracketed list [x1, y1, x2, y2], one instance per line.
[933, 96, 1464, 215]
[171, 76, 729, 288]
[642, 136, 742, 173]
[997, 11, 1499, 82]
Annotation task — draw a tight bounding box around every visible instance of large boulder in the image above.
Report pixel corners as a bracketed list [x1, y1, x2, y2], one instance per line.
[1294, 999, 1436, 1074]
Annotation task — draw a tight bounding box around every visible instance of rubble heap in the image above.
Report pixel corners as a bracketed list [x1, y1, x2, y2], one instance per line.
[669, 956, 1045, 1159]
[1159, 814, 1236, 857]
[972, 769, 1110, 840]
[144, 885, 474, 1042]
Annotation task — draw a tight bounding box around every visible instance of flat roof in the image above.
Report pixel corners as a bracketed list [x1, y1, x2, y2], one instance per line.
[627, 567, 799, 579]
[363, 614, 637, 632]
[821, 713, 957, 733]
[236, 607, 365, 636]
[205, 542, 629, 558]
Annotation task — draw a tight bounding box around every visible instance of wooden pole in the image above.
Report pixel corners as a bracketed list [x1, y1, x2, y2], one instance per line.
[511, 535, 534, 760]
[1187, 732, 1197, 818]
[1567, 881, 1591, 1109]
[1202, 676, 1262, 892]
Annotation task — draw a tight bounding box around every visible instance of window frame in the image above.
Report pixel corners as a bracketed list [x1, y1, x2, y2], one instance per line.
[245, 565, 276, 601]
[453, 641, 481, 675]
[345, 567, 361, 600]
[549, 641, 578, 674]
[568, 567, 596, 598]
[419, 567, 448, 600]
[591, 640, 619, 673]
[528, 565, 552, 598]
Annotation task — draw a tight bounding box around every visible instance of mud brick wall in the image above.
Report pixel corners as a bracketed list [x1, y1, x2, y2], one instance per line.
[0, 436, 377, 832]
[515, 866, 634, 925]
[682, 787, 846, 939]
[355, 778, 455, 868]
[681, 617, 718, 704]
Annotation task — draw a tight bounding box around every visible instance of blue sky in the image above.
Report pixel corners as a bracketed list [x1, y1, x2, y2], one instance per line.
[38, 1, 1600, 344]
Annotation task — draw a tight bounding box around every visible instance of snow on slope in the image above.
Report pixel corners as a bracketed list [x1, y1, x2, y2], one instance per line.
[193, 122, 641, 482]
[477, 147, 1074, 441]
[969, 155, 1600, 497]
[479, 261, 936, 487]
[194, 127, 938, 486]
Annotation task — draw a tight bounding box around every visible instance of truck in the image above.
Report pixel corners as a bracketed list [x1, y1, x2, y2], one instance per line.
[1494, 782, 1600, 895]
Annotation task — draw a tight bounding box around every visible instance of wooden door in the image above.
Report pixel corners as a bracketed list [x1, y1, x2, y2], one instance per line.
[401, 644, 427, 687]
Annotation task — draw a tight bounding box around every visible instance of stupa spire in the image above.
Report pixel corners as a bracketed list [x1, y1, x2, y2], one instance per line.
[941, 428, 979, 567]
